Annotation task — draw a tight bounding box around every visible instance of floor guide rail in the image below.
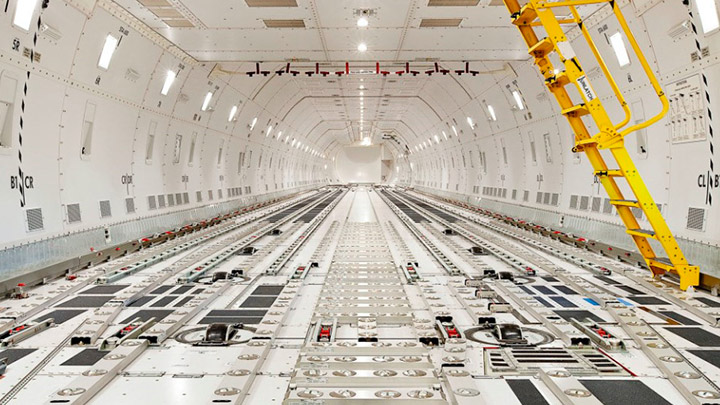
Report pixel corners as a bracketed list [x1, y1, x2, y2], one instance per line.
[1, 186, 720, 404]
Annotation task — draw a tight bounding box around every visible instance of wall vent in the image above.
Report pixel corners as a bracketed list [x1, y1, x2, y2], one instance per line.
[183, 193, 189, 204]
[158, 195, 166, 208]
[603, 198, 613, 214]
[26, 208, 44, 232]
[175, 193, 183, 205]
[686, 207, 706, 231]
[99, 200, 112, 218]
[523, 190, 529, 202]
[536, 192, 543, 204]
[428, 0, 480, 5]
[579, 196, 589, 210]
[591, 197, 601, 212]
[631, 206, 643, 220]
[420, 18, 463, 27]
[543, 192, 550, 205]
[512, 189, 518, 200]
[246, 0, 298, 6]
[125, 198, 136, 214]
[218, 189, 223, 199]
[167, 194, 175, 207]
[502, 188, 507, 198]
[67, 203, 82, 223]
[264, 19, 305, 28]
[551, 193, 559, 206]
[148, 195, 157, 210]
[569, 195, 578, 209]
[208, 190, 214, 201]
[196, 191, 203, 203]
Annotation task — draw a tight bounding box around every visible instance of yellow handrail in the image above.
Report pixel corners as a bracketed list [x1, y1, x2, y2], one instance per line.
[568, 6, 631, 131]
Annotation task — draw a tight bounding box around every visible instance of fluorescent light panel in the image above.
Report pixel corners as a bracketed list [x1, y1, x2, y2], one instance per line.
[161, 70, 176, 95]
[98, 34, 119, 70]
[512, 90, 525, 110]
[609, 32, 630, 67]
[201, 92, 213, 111]
[13, 0, 39, 31]
[228, 105, 238, 122]
[697, 0, 720, 33]
[488, 105, 497, 121]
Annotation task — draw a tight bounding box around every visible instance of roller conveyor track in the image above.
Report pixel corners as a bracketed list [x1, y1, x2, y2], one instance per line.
[1, 186, 720, 405]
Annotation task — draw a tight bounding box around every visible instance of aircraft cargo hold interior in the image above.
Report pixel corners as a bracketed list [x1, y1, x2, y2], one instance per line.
[1, 0, 720, 403]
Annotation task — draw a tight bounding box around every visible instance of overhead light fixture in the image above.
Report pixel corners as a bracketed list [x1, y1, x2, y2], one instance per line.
[466, 116, 474, 129]
[98, 34, 119, 70]
[291, 139, 296, 147]
[357, 42, 368, 52]
[442, 131, 448, 140]
[250, 117, 257, 130]
[201, 91, 213, 111]
[161, 70, 176, 96]
[228, 105, 238, 122]
[357, 17, 369, 27]
[434, 135, 440, 143]
[285, 134, 290, 143]
[512, 90, 525, 110]
[277, 131, 283, 140]
[13, 0, 39, 31]
[452, 125, 458, 137]
[609, 32, 630, 67]
[697, 0, 720, 33]
[266, 125, 273, 137]
[487, 105, 497, 121]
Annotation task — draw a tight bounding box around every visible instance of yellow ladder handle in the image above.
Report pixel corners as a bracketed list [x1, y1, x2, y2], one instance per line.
[569, 6, 631, 131]
[612, 0, 669, 137]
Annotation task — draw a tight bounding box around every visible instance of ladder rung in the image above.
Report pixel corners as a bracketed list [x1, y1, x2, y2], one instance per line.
[512, 4, 537, 25]
[575, 138, 597, 147]
[528, 38, 554, 58]
[610, 199, 640, 208]
[561, 104, 590, 117]
[648, 257, 673, 271]
[594, 170, 624, 177]
[627, 228, 656, 239]
[546, 72, 570, 87]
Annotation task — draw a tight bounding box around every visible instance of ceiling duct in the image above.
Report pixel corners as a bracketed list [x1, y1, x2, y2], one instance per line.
[420, 18, 463, 27]
[264, 19, 306, 28]
[246, 0, 298, 7]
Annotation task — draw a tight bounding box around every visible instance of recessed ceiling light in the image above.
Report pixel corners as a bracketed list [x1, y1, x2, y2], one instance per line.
[201, 91, 213, 111]
[13, 0, 39, 31]
[161, 70, 176, 96]
[357, 42, 368, 52]
[98, 34, 119, 70]
[357, 17, 369, 27]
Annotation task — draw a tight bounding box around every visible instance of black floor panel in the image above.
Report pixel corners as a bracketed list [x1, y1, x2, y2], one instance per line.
[534, 297, 552, 307]
[617, 285, 644, 295]
[198, 316, 264, 324]
[33, 309, 86, 324]
[56, 296, 112, 308]
[174, 296, 193, 307]
[80, 285, 129, 295]
[171, 285, 194, 295]
[207, 310, 268, 317]
[688, 350, 720, 368]
[151, 296, 179, 307]
[550, 296, 576, 308]
[239, 296, 277, 308]
[553, 285, 578, 295]
[630, 296, 669, 306]
[658, 311, 700, 326]
[665, 327, 720, 347]
[533, 286, 555, 295]
[594, 275, 621, 285]
[149, 285, 174, 295]
[553, 310, 604, 323]
[696, 297, 720, 307]
[61, 349, 107, 366]
[506, 379, 550, 405]
[120, 310, 174, 324]
[127, 296, 154, 307]
[252, 285, 285, 295]
[0, 348, 36, 365]
[580, 380, 671, 405]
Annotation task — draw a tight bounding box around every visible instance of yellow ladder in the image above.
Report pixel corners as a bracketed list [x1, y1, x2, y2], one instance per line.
[502, 0, 699, 290]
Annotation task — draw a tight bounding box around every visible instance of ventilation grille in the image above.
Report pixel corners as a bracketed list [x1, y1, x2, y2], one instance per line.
[125, 198, 135, 214]
[264, 19, 305, 28]
[183, 192, 189, 204]
[158, 195, 166, 208]
[543, 192, 550, 205]
[420, 18, 463, 27]
[196, 191, 203, 203]
[569, 195, 578, 209]
[428, 0, 480, 5]
[591, 197, 601, 212]
[551, 193, 559, 206]
[99, 200, 112, 218]
[502, 188, 507, 198]
[686, 207, 706, 231]
[167, 194, 175, 207]
[208, 190, 213, 201]
[536, 192, 543, 204]
[579, 196, 590, 210]
[175, 193, 183, 205]
[512, 189, 518, 200]
[218, 189, 223, 199]
[67, 203, 82, 223]
[26, 208, 44, 232]
[246, 0, 298, 6]
[523, 190, 529, 202]
[603, 198, 613, 214]
[148, 195, 157, 210]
